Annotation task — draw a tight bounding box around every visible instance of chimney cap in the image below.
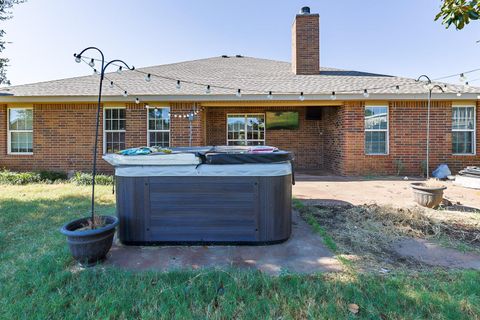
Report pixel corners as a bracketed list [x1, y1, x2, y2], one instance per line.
[300, 6, 310, 14]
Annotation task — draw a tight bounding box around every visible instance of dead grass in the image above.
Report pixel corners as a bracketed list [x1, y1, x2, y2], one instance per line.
[297, 202, 480, 272]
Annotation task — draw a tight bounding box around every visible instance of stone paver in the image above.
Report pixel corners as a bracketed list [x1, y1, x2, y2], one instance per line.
[393, 238, 480, 269]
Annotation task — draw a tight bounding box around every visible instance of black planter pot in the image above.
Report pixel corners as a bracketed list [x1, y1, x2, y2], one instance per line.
[60, 215, 119, 266]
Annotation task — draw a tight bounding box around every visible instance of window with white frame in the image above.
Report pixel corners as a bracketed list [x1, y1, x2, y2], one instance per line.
[8, 108, 33, 154]
[227, 114, 265, 146]
[452, 105, 476, 155]
[364, 106, 388, 155]
[104, 108, 126, 153]
[147, 107, 170, 147]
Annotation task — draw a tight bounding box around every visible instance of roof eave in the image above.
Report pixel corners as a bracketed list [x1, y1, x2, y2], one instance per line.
[0, 93, 478, 103]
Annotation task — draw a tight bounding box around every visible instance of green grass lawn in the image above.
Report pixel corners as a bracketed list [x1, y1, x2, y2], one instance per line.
[1, 184, 479, 319]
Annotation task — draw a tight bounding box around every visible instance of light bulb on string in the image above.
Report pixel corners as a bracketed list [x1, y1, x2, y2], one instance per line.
[395, 85, 400, 94]
[145, 73, 151, 82]
[459, 73, 467, 83]
[117, 66, 123, 74]
[330, 91, 336, 100]
[267, 91, 273, 100]
[89, 58, 95, 68]
[363, 89, 369, 98]
[74, 54, 81, 63]
[299, 92, 305, 101]
[236, 89, 242, 98]
[457, 91, 462, 97]
[93, 69, 97, 75]
[465, 81, 470, 88]
[206, 85, 211, 94]
[135, 98, 140, 104]
[123, 90, 128, 97]
[176, 80, 181, 89]
[109, 81, 114, 88]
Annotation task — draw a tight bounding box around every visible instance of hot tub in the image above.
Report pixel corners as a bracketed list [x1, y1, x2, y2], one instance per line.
[103, 146, 293, 245]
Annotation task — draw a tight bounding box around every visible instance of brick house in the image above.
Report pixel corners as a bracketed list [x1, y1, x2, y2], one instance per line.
[0, 7, 478, 176]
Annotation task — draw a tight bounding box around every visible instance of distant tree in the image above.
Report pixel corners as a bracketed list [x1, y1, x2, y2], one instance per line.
[0, 0, 25, 85]
[435, 0, 480, 30]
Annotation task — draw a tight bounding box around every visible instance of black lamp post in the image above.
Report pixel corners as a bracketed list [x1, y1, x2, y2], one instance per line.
[416, 75, 445, 179]
[73, 47, 134, 227]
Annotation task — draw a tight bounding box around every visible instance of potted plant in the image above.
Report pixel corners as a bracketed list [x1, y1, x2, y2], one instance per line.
[60, 215, 118, 266]
[411, 179, 447, 209]
[60, 47, 133, 266]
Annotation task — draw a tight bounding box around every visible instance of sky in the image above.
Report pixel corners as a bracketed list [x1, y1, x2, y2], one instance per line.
[2, 0, 480, 86]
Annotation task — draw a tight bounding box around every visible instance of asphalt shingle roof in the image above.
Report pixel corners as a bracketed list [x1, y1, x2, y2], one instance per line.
[0, 56, 478, 97]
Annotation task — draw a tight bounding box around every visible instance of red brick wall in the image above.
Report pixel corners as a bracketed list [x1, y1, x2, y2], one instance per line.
[0, 102, 205, 173]
[323, 106, 345, 173]
[340, 100, 480, 176]
[206, 106, 324, 169]
[1, 101, 479, 176]
[170, 102, 205, 146]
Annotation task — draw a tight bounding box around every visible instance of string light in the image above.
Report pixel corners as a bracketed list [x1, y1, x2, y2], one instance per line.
[123, 90, 128, 97]
[93, 69, 98, 75]
[76, 54, 480, 103]
[135, 98, 140, 104]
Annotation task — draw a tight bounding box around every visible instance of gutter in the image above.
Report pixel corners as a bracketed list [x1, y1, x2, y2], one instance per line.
[0, 93, 478, 103]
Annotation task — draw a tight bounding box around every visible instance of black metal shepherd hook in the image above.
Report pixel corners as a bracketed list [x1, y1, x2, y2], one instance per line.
[416, 75, 444, 179]
[73, 47, 134, 227]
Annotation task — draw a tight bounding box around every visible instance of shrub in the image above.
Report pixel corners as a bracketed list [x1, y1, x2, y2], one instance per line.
[70, 172, 114, 186]
[0, 170, 41, 185]
[39, 171, 68, 183]
[394, 159, 405, 176]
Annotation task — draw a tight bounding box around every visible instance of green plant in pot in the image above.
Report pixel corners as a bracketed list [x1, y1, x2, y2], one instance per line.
[60, 47, 133, 266]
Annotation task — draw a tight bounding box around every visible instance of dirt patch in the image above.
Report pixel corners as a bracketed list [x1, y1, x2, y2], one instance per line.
[297, 202, 480, 272]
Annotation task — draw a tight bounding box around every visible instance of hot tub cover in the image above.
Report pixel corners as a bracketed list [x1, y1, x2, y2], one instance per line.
[114, 162, 292, 177]
[103, 146, 293, 167]
[103, 153, 201, 166]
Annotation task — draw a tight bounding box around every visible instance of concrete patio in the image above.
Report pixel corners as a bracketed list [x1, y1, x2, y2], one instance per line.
[106, 211, 342, 275]
[293, 173, 480, 209]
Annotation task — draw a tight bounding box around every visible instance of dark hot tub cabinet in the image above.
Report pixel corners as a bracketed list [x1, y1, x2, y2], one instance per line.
[103, 146, 293, 245]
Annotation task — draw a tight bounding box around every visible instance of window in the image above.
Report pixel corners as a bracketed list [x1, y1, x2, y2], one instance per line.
[147, 107, 170, 147]
[365, 106, 388, 155]
[227, 114, 265, 146]
[104, 108, 126, 153]
[8, 108, 33, 154]
[452, 105, 476, 155]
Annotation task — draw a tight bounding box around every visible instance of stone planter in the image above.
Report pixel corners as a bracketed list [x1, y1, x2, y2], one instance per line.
[60, 215, 118, 266]
[411, 183, 447, 209]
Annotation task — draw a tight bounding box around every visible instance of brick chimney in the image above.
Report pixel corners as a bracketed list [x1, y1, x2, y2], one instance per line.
[291, 6, 320, 75]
